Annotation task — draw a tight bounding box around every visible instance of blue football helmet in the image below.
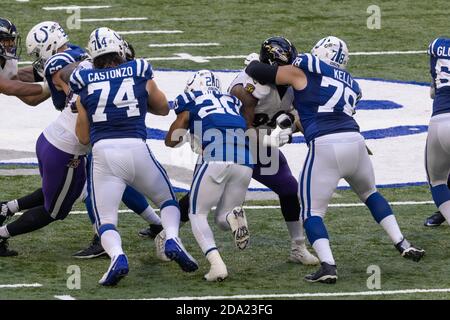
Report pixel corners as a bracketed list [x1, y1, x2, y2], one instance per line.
[260, 36, 297, 66]
[0, 18, 20, 60]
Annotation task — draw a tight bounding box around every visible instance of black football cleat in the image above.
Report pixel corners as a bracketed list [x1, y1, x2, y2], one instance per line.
[304, 262, 337, 284]
[0, 239, 18, 257]
[138, 224, 164, 239]
[424, 211, 446, 227]
[395, 238, 425, 262]
[73, 234, 107, 259]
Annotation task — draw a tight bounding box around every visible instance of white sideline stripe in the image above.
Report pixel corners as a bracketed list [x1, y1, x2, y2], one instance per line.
[118, 30, 183, 35]
[0, 283, 42, 288]
[143, 288, 450, 300]
[78, 18, 148, 22]
[42, 5, 111, 10]
[61, 200, 434, 215]
[54, 295, 76, 300]
[351, 50, 427, 56]
[146, 55, 246, 61]
[148, 43, 220, 47]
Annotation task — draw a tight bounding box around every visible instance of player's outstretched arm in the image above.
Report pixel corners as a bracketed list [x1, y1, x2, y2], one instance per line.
[146, 79, 169, 116]
[165, 111, 190, 147]
[0, 77, 44, 97]
[245, 61, 307, 90]
[75, 97, 90, 145]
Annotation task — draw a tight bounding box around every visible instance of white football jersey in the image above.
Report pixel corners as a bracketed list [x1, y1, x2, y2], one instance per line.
[43, 60, 92, 156]
[0, 59, 18, 80]
[228, 70, 296, 130]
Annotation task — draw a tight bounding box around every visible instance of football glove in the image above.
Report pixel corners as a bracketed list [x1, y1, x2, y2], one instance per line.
[262, 125, 292, 148]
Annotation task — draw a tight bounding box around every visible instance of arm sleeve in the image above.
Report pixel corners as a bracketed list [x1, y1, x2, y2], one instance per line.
[245, 61, 278, 85]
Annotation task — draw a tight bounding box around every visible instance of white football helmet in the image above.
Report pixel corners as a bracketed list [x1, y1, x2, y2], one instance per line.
[185, 70, 221, 93]
[26, 21, 69, 76]
[87, 27, 125, 60]
[311, 36, 349, 69]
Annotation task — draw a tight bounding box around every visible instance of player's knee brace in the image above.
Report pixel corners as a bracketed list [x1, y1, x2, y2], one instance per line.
[431, 184, 450, 207]
[304, 216, 329, 244]
[279, 194, 301, 222]
[365, 192, 393, 223]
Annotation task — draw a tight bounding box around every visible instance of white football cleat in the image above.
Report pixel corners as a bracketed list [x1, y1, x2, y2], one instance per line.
[204, 250, 228, 282]
[226, 207, 250, 250]
[289, 240, 319, 265]
[154, 230, 170, 262]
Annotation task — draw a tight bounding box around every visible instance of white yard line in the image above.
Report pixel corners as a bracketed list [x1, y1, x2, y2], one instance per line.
[54, 295, 76, 300]
[42, 5, 111, 10]
[0, 283, 42, 288]
[63, 200, 433, 215]
[143, 288, 450, 300]
[148, 43, 220, 47]
[118, 30, 183, 35]
[78, 18, 148, 22]
[351, 50, 427, 56]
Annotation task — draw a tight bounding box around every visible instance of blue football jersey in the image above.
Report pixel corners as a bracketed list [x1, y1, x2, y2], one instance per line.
[70, 58, 154, 145]
[44, 44, 88, 110]
[173, 90, 252, 167]
[291, 53, 361, 144]
[428, 38, 450, 116]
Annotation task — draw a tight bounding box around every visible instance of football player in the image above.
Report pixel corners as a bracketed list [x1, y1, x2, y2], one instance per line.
[423, 38, 450, 229]
[228, 37, 318, 265]
[166, 70, 253, 281]
[1, 23, 163, 258]
[245, 36, 425, 283]
[0, 21, 90, 254]
[72, 27, 197, 285]
[0, 18, 51, 256]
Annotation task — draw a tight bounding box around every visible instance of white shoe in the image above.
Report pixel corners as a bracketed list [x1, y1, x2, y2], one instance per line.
[154, 230, 170, 262]
[226, 207, 249, 250]
[204, 251, 228, 282]
[289, 240, 319, 265]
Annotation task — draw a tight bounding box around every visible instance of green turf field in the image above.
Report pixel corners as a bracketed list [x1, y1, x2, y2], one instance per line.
[2, 0, 450, 300]
[3, 0, 449, 81]
[0, 175, 449, 300]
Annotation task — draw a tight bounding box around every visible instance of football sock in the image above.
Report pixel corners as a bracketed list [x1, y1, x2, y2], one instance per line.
[304, 216, 335, 265]
[100, 229, 123, 258]
[139, 206, 161, 225]
[286, 221, 305, 243]
[379, 215, 404, 244]
[431, 184, 450, 222]
[160, 203, 180, 239]
[189, 212, 216, 253]
[365, 192, 393, 223]
[312, 238, 335, 266]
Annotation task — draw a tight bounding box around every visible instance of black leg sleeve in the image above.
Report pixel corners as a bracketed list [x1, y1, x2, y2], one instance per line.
[17, 188, 44, 211]
[179, 193, 190, 222]
[7, 206, 55, 237]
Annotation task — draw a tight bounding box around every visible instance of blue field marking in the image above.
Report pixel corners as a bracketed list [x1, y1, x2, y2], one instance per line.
[356, 100, 403, 110]
[149, 125, 428, 144]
